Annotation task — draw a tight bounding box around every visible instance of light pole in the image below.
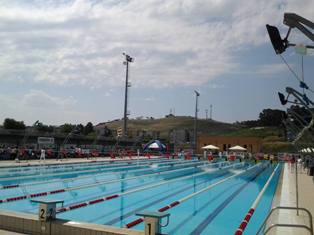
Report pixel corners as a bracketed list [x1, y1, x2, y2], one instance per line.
[122, 53, 134, 138]
[194, 90, 200, 153]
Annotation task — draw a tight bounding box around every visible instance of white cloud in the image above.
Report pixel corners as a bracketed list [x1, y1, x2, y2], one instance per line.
[144, 97, 156, 102]
[254, 63, 290, 76]
[0, 0, 312, 89]
[22, 89, 77, 108]
[0, 90, 88, 125]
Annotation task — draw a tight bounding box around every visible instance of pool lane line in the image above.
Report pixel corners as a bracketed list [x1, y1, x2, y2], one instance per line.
[0, 161, 174, 178]
[234, 164, 280, 235]
[41, 162, 232, 212]
[124, 163, 263, 228]
[0, 159, 205, 190]
[0, 159, 199, 180]
[0, 159, 200, 182]
[103, 171, 232, 226]
[189, 165, 269, 235]
[0, 156, 165, 170]
[168, 181, 243, 234]
[0, 162, 138, 178]
[55, 163, 243, 213]
[0, 161, 229, 203]
[91, 176, 223, 223]
[0, 159, 191, 179]
[0, 158, 180, 176]
[1, 158, 174, 172]
[0, 159, 208, 189]
[0, 164, 148, 182]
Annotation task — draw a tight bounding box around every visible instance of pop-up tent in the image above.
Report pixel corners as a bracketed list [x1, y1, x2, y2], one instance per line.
[202, 145, 219, 150]
[143, 140, 166, 151]
[229, 145, 247, 151]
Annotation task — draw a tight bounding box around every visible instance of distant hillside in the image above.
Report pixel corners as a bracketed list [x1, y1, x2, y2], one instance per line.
[99, 116, 294, 152]
[101, 116, 283, 140]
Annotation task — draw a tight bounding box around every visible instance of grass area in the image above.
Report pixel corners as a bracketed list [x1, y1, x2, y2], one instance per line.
[104, 116, 285, 139]
[225, 127, 284, 139]
[105, 116, 240, 136]
[261, 142, 295, 153]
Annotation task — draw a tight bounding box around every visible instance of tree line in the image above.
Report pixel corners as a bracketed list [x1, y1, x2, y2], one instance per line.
[2, 119, 96, 135]
[239, 109, 287, 127]
[239, 106, 311, 129]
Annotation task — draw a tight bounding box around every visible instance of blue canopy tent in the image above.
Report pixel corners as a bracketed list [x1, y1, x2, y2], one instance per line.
[143, 140, 166, 152]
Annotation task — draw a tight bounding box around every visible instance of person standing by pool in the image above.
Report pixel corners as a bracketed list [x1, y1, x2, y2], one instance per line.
[40, 148, 46, 163]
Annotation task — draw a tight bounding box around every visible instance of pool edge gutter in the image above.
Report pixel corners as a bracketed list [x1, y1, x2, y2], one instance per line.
[0, 209, 143, 235]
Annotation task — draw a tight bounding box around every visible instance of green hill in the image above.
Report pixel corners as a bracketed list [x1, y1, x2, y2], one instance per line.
[100, 116, 292, 152]
[102, 116, 282, 139]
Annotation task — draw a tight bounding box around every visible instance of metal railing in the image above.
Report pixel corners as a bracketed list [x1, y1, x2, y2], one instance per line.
[256, 206, 313, 235]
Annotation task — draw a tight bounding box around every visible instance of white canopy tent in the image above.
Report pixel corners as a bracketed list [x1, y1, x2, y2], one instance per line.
[201, 145, 219, 150]
[229, 145, 247, 151]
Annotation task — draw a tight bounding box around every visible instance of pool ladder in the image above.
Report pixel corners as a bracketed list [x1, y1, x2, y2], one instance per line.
[256, 206, 313, 235]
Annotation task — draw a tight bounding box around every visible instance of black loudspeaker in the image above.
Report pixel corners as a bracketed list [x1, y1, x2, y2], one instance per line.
[266, 24, 287, 54]
[278, 92, 288, 105]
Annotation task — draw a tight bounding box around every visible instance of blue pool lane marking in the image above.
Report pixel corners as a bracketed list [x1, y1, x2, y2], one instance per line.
[56, 164, 242, 213]
[124, 164, 261, 229]
[167, 167, 264, 234]
[189, 166, 268, 235]
[0, 159, 206, 189]
[103, 172, 231, 225]
[167, 181, 244, 234]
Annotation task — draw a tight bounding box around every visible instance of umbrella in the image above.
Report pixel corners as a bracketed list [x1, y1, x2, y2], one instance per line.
[202, 145, 219, 150]
[229, 145, 247, 151]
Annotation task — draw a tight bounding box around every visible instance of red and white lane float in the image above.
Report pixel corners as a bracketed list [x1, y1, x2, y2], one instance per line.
[0, 161, 225, 204]
[234, 164, 279, 235]
[0, 159, 202, 190]
[125, 164, 262, 228]
[55, 163, 242, 213]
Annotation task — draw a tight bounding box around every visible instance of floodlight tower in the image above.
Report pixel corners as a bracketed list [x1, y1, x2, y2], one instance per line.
[122, 53, 134, 138]
[194, 90, 200, 153]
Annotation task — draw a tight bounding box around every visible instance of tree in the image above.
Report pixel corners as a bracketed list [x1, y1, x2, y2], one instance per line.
[3, 118, 26, 130]
[258, 109, 286, 127]
[103, 126, 112, 137]
[76, 124, 84, 134]
[60, 123, 75, 134]
[36, 122, 54, 133]
[240, 120, 260, 128]
[84, 122, 94, 135]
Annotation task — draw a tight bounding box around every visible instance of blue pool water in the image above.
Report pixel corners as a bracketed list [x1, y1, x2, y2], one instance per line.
[0, 159, 282, 234]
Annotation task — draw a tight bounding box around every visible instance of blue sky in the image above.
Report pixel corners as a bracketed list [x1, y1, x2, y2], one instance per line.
[0, 0, 313, 126]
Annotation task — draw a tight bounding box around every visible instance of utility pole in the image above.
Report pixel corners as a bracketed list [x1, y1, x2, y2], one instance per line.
[210, 104, 213, 120]
[205, 109, 208, 120]
[122, 53, 134, 138]
[194, 90, 200, 153]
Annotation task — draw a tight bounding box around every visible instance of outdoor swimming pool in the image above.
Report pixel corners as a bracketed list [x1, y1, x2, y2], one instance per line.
[0, 158, 282, 234]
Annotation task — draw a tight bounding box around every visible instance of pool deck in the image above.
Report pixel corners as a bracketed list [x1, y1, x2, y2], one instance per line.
[270, 163, 314, 235]
[0, 229, 26, 235]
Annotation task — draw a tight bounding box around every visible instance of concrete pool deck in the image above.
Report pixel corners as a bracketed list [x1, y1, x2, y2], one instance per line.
[0, 229, 26, 235]
[269, 163, 314, 235]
